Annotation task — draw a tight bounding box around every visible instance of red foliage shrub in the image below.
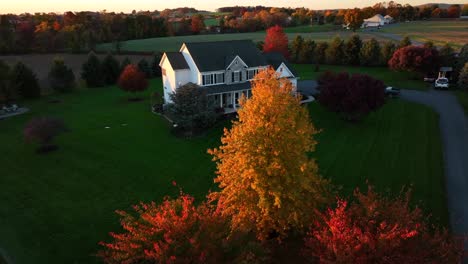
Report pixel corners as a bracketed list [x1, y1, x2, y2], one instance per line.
[263, 25, 289, 58]
[118, 64, 148, 94]
[388, 45, 440, 75]
[23, 117, 67, 152]
[318, 72, 385, 121]
[304, 186, 463, 264]
[98, 193, 268, 264]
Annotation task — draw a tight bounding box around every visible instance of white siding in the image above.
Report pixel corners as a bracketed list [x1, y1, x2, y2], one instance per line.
[160, 56, 176, 104]
[180, 45, 201, 85]
[175, 69, 191, 89]
[277, 63, 294, 78]
[276, 63, 298, 92]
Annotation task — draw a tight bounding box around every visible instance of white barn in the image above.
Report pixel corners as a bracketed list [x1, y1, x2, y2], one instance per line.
[159, 40, 298, 111]
[362, 14, 386, 28]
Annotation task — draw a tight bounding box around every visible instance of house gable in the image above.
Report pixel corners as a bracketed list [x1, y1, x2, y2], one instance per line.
[226, 55, 248, 70]
[276, 62, 295, 78]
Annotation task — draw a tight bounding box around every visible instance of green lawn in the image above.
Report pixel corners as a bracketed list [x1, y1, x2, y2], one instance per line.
[0, 76, 447, 264]
[380, 20, 468, 49]
[96, 31, 388, 53]
[454, 90, 468, 114]
[294, 64, 430, 90]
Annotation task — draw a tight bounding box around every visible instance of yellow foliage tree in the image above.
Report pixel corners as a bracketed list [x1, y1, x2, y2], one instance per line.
[208, 68, 330, 240]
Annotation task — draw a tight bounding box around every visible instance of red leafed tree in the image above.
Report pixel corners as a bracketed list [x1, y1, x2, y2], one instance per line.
[318, 72, 385, 121]
[118, 64, 148, 95]
[263, 25, 289, 58]
[447, 5, 462, 18]
[389, 45, 440, 75]
[191, 14, 205, 34]
[52, 21, 62, 32]
[98, 193, 268, 264]
[304, 186, 463, 264]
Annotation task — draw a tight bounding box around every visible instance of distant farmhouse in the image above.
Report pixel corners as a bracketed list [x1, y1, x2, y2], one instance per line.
[362, 14, 393, 28]
[159, 40, 298, 110]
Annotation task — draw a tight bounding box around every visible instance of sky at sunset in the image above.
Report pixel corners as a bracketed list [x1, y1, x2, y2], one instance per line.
[3, 0, 463, 14]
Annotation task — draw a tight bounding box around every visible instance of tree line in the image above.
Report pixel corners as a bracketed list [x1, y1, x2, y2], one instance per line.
[0, 53, 162, 105]
[1, 2, 466, 54]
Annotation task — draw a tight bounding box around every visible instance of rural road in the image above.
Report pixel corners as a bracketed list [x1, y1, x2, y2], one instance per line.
[299, 80, 468, 250]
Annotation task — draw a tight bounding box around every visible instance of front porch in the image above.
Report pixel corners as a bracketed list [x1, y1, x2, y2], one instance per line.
[208, 89, 315, 114]
[209, 89, 252, 112]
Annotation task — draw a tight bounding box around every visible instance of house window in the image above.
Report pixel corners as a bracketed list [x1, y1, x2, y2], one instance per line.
[202, 75, 212, 85]
[215, 73, 224, 83]
[233, 71, 240, 82]
[202, 72, 225, 86]
[247, 69, 260, 80]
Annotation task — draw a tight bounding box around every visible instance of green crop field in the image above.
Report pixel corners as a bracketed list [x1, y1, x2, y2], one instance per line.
[283, 24, 341, 33]
[97, 31, 387, 53]
[380, 20, 468, 48]
[96, 20, 468, 53]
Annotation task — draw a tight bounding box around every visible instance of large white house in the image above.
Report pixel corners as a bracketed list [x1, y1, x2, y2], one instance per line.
[159, 40, 298, 110]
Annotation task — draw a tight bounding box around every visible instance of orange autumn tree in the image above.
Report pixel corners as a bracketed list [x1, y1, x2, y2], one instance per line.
[208, 68, 330, 240]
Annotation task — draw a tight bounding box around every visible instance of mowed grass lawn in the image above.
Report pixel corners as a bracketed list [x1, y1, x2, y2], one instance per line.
[0, 78, 447, 264]
[294, 64, 430, 90]
[454, 90, 468, 114]
[96, 31, 388, 53]
[380, 20, 468, 49]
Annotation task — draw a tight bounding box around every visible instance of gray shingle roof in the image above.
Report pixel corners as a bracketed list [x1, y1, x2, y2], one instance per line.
[184, 40, 267, 72]
[165, 52, 189, 70]
[263, 52, 299, 77]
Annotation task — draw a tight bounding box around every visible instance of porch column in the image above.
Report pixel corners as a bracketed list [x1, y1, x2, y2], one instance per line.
[220, 94, 223, 108]
[232, 92, 235, 109]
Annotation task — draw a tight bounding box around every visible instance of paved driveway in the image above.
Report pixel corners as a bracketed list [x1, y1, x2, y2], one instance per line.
[401, 89, 468, 243]
[297, 80, 318, 96]
[298, 80, 468, 248]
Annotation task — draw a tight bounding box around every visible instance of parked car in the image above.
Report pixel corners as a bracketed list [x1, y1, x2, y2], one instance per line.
[385, 87, 400, 98]
[1, 104, 19, 113]
[434, 78, 449, 89]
